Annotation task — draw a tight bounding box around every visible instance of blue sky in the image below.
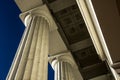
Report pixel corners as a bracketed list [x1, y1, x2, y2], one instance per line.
[0, 0, 54, 79]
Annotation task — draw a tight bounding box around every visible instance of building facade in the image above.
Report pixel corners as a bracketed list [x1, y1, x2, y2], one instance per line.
[7, 0, 120, 80]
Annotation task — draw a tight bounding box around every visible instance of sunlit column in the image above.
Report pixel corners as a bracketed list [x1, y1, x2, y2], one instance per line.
[50, 52, 83, 80]
[7, 3, 59, 80]
[53, 61, 76, 80]
[6, 15, 32, 80]
[52, 60, 78, 80]
[7, 14, 49, 80]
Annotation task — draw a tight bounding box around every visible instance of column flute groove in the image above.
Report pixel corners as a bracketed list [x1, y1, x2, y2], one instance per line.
[7, 15, 32, 80]
[37, 19, 49, 80]
[37, 17, 45, 80]
[30, 16, 49, 80]
[58, 61, 61, 80]
[38, 18, 49, 80]
[22, 16, 40, 79]
[30, 17, 44, 79]
[15, 16, 37, 80]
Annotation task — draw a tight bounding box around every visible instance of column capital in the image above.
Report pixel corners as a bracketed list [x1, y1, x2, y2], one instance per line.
[49, 50, 78, 69]
[19, 4, 58, 32]
[49, 51, 84, 80]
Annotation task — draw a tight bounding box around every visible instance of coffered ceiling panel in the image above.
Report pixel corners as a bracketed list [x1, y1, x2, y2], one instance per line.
[54, 5, 90, 44]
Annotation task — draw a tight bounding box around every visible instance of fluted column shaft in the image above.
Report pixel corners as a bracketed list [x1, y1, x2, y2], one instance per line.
[52, 60, 75, 80]
[7, 15, 49, 80]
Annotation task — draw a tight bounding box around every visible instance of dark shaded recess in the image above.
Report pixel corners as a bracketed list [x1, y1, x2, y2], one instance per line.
[73, 46, 102, 68]
[72, 46, 109, 79]
[47, 0, 56, 3]
[81, 62, 109, 80]
[116, 0, 120, 15]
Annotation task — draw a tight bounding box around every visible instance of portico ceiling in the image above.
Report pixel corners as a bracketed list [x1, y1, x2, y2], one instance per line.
[44, 0, 112, 79]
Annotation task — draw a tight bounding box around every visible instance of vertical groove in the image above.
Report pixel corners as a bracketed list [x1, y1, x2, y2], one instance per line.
[69, 64, 75, 80]
[41, 19, 49, 80]
[67, 62, 70, 80]
[55, 62, 58, 80]
[67, 63, 71, 80]
[22, 16, 40, 79]
[61, 61, 64, 80]
[67, 63, 70, 80]
[30, 17, 44, 79]
[58, 61, 61, 80]
[37, 19, 49, 80]
[7, 16, 32, 80]
[65, 62, 67, 80]
[15, 16, 37, 80]
[63, 62, 65, 80]
[36, 17, 45, 80]
[57, 62, 59, 80]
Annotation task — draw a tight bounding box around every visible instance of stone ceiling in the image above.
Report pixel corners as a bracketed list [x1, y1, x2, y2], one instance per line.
[44, 0, 114, 79]
[54, 5, 90, 44]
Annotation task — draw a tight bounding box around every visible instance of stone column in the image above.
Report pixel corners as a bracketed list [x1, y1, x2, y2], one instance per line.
[52, 60, 75, 80]
[50, 52, 83, 80]
[8, 14, 49, 80]
[7, 4, 58, 80]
